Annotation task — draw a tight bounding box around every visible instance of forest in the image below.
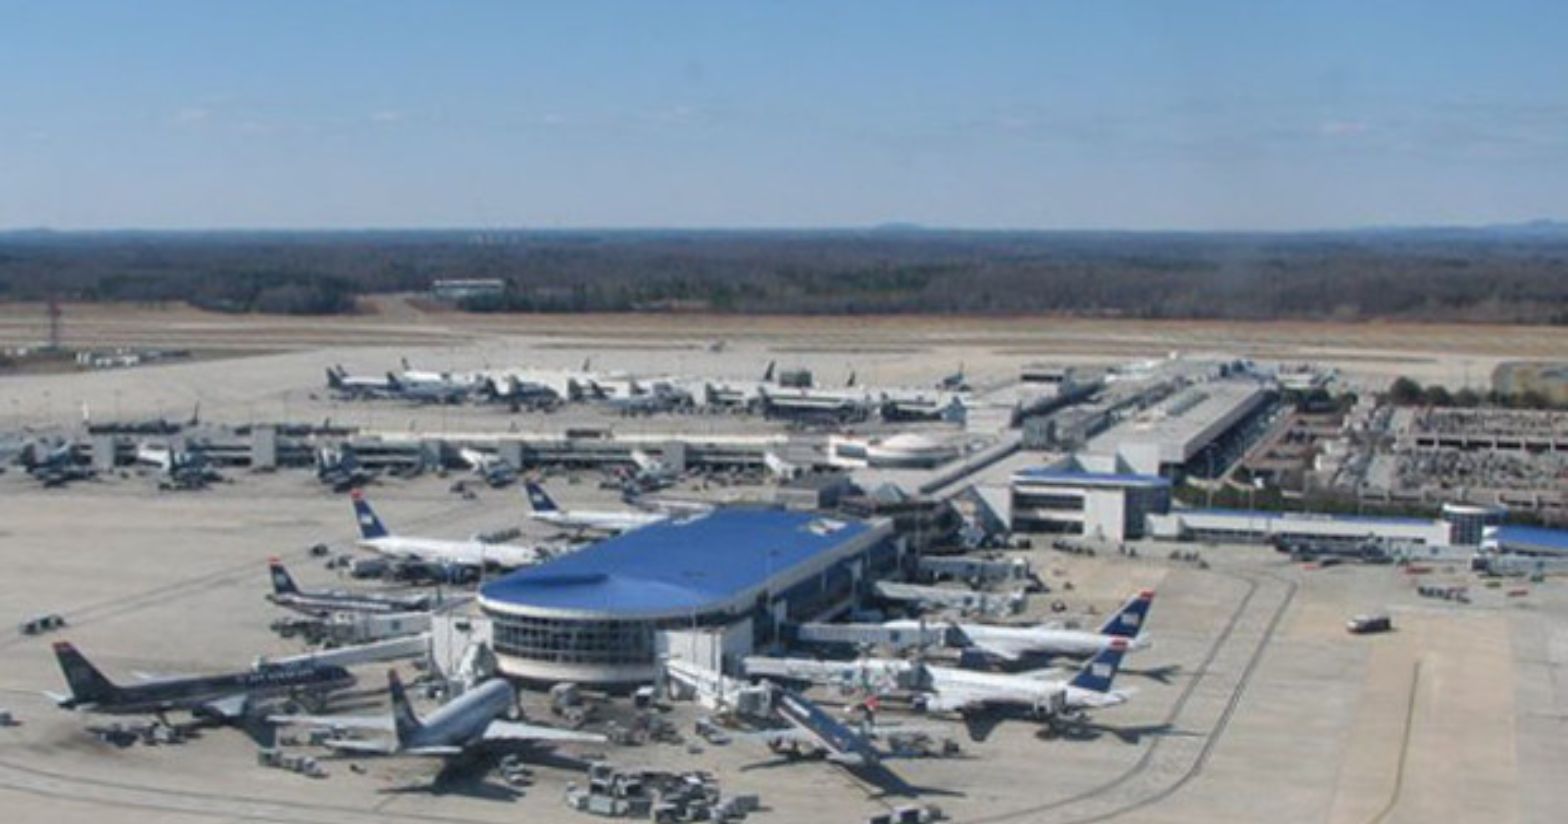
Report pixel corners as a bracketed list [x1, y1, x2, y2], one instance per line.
[2, 225, 1566, 322]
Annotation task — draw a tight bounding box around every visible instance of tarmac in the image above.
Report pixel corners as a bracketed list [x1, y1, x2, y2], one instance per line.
[0, 310, 1565, 822]
[1, 469, 1562, 823]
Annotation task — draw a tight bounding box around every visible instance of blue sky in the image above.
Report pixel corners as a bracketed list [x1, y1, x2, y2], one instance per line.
[2, 1, 1564, 230]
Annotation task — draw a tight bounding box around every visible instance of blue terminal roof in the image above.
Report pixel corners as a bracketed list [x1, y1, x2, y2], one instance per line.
[1490, 525, 1568, 552]
[480, 508, 873, 617]
[1013, 467, 1171, 488]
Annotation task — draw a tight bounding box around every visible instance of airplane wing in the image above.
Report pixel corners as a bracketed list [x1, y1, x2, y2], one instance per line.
[267, 714, 395, 732]
[482, 720, 607, 744]
[401, 745, 465, 757]
[960, 711, 1006, 743]
[971, 641, 1022, 662]
[132, 670, 199, 683]
[199, 694, 253, 720]
[1017, 666, 1072, 682]
[732, 727, 813, 746]
[324, 739, 400, 755]
[922, 686, 996, 715]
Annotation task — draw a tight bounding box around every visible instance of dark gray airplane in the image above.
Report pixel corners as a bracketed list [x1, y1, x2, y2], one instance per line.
[47, 642, 355, 721]
[19, 442, 95, 488]
[266, 559, 438, 616]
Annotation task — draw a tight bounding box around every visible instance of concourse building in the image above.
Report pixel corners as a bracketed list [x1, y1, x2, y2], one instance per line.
[476, 508, 899, 686]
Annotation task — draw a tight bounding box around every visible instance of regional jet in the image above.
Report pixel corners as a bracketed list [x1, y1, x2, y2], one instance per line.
[916, 637, 1135, 740]
[522, 482, 667, 534]
[885, 589, 1154, 663]
[624, 448, 680, 490]
[18, 441, 95, 487]
[325, 365, 397, 399]
[47, 642, 354, 722]
[458, 447, 519, 488]
[265, 559, 442, 616]
[270, 669, 603, 756]
[352, 491, 549, 569]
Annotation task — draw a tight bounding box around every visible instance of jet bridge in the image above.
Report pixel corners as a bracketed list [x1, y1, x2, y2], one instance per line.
[792, 622, 949, 649]
[873, 581, 1027, 617]
[916, 556, 1032, 587]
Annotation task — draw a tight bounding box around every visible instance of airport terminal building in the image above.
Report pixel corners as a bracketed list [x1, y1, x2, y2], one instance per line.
[1010, 467, 1172, 542]
[475, 508, 900, 686]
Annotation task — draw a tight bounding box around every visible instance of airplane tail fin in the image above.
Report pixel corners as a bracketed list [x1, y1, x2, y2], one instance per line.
[1068, 637, 1130, 693]
[846, 371, 857, 388]
[1098, 589, 1155, 638]
[326, 366, 344, 388]
[189, 401, 200, 426]
[52, 642, 119, 705]
[268, 559, 299, 595]
[762, 360, 775, 382]
[386, 669, 422, 745]
[523, 482, 559, 513]
[351, 490, 391, 539]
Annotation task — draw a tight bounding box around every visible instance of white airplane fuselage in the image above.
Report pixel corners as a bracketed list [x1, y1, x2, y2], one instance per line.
[923, 665, 1128, 714]
[408, 678, 514, 750]
[887, 620, 1147, 660]
[358, 535, 542, 569]
[529, 510, 664, 534]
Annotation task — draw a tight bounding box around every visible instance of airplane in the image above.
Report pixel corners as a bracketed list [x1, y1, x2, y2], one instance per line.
[137, 441, 223, 489]
[315, 445, 376, 492]
[915, 638, 1135, 741]
[479, 375, 561, 411]
[624, 449, 679, 491]
[458, 447, 519, 488]
[397, 359, 491, 392]
[265, 559, 441, 616]
[739, 685, 960, 798]
[523, 482, 667, 534]
[385, 372, 472, 405]
[694, 361, 781, 411]
[884, 589, 1155, 663]
[352, 491, 549, 569]
[745, 640, 1135, 741]
[751, 687, 885, 768]
[46, 641, 354, 722]
[590, 382, 691, 416]
[325, 365, 398, 399]
[19, 441, 95, 487]
[936, 364, 969, 392]
[269, 669, 604, 756]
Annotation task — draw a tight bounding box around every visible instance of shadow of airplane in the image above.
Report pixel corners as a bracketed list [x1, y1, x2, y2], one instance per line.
[1036, 720, 1201, 745]
[1122, 663, 1182, 685]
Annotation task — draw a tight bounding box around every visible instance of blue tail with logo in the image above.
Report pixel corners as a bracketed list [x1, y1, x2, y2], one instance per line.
[523, 482, 559, 513]
[1098, 589, 1155, 638]
[1068, 638, 1130, 693]
[351, 491, 390, 539]
[268, 559, 299, 594]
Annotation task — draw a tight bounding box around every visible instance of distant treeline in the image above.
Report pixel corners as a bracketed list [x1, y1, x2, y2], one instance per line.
[1384, 376, 1567, 410]
[2, 227, 1567, 321]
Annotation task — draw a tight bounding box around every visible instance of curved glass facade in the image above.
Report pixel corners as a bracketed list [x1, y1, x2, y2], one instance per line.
[485, 608, 736, 669]
[484, 535, 902, 674]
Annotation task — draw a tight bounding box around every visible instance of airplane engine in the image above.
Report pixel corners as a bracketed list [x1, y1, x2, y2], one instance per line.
[1033, 689, 1068, 719]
